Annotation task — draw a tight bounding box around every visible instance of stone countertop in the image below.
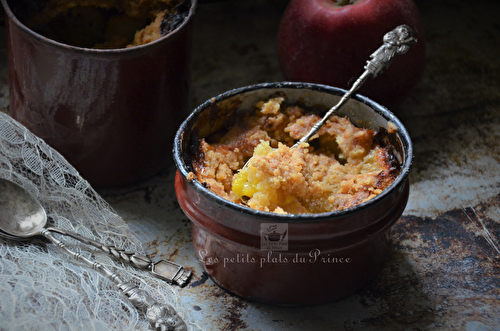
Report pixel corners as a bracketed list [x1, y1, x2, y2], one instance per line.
[2, 0, 500, 330]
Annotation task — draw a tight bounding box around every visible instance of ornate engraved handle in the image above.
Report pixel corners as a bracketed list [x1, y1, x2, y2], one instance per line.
[47, 227, 192, 287]
[294, 24, 417, 147]
[40, 229, 188, 331]
[119, 282, 187, 331]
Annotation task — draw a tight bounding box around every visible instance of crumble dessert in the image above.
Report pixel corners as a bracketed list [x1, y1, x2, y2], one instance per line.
[191, 96, 400, 214]
[23, 0, 187, 48]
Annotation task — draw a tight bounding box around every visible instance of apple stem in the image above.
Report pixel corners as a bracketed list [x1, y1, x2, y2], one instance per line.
[334, 0, 357, 6]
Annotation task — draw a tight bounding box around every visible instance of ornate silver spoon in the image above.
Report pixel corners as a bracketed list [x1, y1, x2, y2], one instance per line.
[242, 24, 417, 169]
[0, 177, 191, 287]
[291, 24, 417, 147]
[0, 177, 190, 330]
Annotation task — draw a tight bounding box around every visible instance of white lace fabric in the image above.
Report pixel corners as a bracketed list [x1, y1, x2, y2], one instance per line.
[0, 111, 197, 330]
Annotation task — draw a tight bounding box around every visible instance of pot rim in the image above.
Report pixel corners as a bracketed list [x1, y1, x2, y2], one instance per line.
[173, 81, 413, 222]
[0, 0, 197, 55]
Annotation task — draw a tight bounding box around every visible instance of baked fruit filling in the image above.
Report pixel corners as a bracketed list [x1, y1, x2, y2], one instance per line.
[191, 96, 401, 214]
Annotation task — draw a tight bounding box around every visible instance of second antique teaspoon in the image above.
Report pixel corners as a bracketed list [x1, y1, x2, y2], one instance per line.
[0, 177, 191, 330]
[0, 177, 191, 287]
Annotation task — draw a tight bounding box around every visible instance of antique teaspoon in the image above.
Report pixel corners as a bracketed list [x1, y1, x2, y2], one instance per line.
[242, 24, 417, 170]
[0, 177, 189, 330]
[0, 177, 191, 287]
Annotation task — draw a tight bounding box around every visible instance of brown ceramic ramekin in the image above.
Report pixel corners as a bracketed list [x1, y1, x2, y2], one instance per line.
[2, 0, 197, 186]
[173, 82, 413, 306]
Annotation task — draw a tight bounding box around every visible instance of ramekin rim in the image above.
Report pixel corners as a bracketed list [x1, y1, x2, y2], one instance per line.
[173, 81, 413, 222]
[0, 0, 198, 55]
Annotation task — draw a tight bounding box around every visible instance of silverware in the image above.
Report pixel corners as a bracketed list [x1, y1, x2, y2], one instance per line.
[292, 24, 417, 147]
[0, 177, 191, 330]
[242, 25, 417, 170]
[0, 177, 191, 287]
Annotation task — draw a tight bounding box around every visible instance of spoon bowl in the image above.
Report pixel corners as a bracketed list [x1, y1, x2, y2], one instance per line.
[0, 178, 48, 238]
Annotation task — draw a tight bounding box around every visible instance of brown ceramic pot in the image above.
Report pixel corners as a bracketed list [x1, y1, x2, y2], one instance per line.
[173, 82, 413, 306]
[2, 0, 197, 186]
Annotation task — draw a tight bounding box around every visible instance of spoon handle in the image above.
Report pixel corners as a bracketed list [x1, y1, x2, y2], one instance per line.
[40, 228, 187, 331]
[46, 227, 192, 287]
[294, 24, 417, 147]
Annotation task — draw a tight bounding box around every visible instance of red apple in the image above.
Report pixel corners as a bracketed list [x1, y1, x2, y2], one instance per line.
[277, 0, 426, 107]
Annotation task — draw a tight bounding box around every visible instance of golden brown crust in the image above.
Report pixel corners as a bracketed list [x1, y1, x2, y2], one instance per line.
[23, 0, 182, 48]
[192, 97, 400, 214]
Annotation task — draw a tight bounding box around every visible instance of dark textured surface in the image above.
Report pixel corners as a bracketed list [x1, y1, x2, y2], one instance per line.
[2, 0, 500, 329]
[102, 0, 500, 329]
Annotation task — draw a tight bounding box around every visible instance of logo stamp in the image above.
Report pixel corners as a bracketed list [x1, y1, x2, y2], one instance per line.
[261, 223, 288, 251]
